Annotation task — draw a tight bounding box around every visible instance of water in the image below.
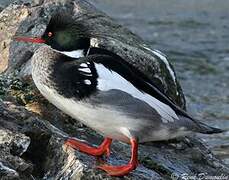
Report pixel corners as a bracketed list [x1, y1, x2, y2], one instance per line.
[94, 0, 229, 164]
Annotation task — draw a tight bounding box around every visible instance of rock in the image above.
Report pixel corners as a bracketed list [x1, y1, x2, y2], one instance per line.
[0, 128, 32, 180]
[1, 0, 229, 179]
[0, 4, 30, 73]
[0, 0, 43, 11]
[0, 0, 185, 108]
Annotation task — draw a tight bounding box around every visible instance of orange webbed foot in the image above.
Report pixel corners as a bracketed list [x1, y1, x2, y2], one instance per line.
[65, 137, 112, 157]
[97, 138, 138, 177]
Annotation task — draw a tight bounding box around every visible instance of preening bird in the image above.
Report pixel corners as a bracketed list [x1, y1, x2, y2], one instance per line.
[15, 13, 224, 176]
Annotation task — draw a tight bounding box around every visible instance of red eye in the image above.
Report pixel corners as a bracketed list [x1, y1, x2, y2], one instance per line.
[48, 32, 53, 37]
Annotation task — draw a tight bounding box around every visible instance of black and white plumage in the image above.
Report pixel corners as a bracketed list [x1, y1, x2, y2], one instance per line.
[32, 46, 223, 143]
[14, 10, 226, 176]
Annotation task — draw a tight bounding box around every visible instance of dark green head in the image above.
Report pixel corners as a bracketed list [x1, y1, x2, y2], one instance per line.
[15, 13, 90, 52]
[42, 13, 90, 51]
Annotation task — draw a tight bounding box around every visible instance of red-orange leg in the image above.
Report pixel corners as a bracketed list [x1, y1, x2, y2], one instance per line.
[97, 138, 138, 176]
[65, 137, 112, 157]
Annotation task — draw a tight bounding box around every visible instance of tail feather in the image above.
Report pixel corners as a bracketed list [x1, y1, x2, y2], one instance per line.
[178, 115, 225, 134]
[193, 120, 225, 134]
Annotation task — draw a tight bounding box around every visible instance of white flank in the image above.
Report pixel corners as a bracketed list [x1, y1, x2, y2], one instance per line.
[143, 46, 176, 84]
[32, 79, 134, 142]
[34, 81, 182, 142]
[95, 63, 179, 123]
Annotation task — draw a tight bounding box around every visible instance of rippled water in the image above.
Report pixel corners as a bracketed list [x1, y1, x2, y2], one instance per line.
[94, 0, 229, 164]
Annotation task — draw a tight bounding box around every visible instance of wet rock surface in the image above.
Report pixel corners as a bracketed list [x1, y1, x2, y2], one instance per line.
[0, 0, 229, 179]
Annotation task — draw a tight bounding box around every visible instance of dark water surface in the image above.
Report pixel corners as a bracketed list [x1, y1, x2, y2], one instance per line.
[94, 0, 229, 164]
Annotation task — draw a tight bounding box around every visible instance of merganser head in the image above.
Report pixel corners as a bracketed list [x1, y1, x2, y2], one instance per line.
[14, 13, 90, 58]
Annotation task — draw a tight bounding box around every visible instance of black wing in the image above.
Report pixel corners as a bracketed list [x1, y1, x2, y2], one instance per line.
[88, 47, 193, 119]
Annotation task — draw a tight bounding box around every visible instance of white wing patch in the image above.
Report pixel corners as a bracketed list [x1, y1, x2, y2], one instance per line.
[95, 63, 179, 123]
[79, 68, 91, 73]
[84, 80, 91, 85]
[78, 62, 93, 75]
[79, 63, 88, 67]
